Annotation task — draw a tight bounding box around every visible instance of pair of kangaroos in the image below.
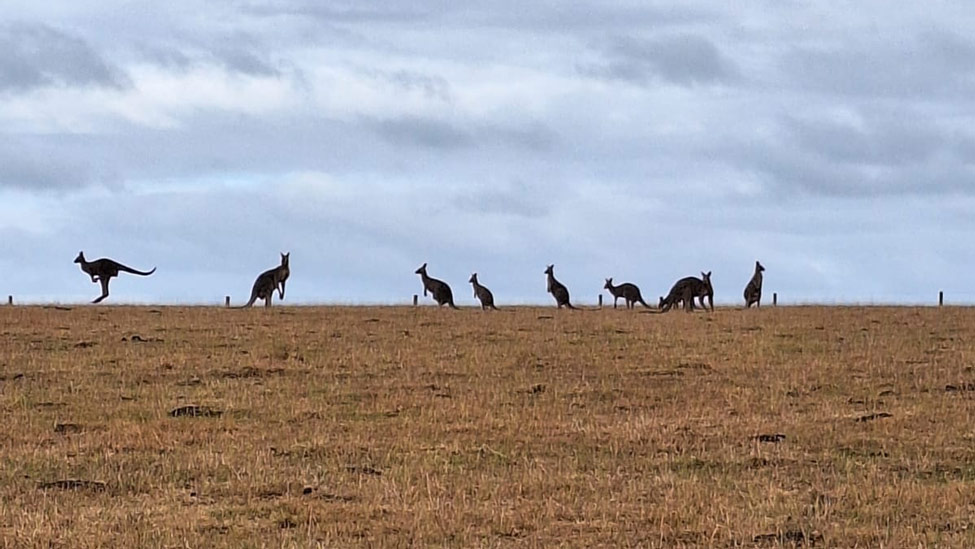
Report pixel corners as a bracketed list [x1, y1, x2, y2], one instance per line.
[414, 263, 498, 310]
[75, 251, 291, 306]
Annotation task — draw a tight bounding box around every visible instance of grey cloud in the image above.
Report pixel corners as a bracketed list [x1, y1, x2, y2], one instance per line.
[581, 34, 737, 86]
[0, 23, 127, 92]
[135, 34, 285, 77]
[710, 110, 975, 198]
[242, 3, 428, 23]
[242, 1, 707, 31]
[380, 70, 451, 101]
[453, 181, 552, 218]
[364, 116, 555, 152]
[782, 30, 975, 100]
[0, 139, 118, 191]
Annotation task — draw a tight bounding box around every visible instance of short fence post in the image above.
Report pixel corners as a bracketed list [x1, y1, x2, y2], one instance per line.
[225, 296, 231, 307]
[939, 291, 944, 307]
[412, 294, 418, 307]
[772, 293, 777, 306]
[598, 295, 603, 308]
[7, 295, 12, 306]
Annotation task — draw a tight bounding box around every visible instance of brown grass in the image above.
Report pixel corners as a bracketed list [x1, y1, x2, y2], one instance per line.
[1, 305, 975, 547]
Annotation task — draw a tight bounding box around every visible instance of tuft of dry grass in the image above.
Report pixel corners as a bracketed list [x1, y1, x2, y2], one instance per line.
[2, 305, 975, 547]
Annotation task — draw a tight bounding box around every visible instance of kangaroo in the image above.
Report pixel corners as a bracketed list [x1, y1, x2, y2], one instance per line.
[415, 263, 458, 309]
[239, 252, 290, 308]
[743, 261, 765, 308]
[544, 264, 577, 309]
[603, 278, 650, 309]
[469, 273, 497, 310]
[74, 251, 156, 304]
[659, 272, 714, 312]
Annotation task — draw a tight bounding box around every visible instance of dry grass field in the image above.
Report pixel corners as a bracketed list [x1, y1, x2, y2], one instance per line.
[1, 304, 975, 547]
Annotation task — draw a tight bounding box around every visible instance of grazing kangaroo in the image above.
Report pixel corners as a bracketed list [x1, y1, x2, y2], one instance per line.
[659, 272, 714, 312]
[603, 278, 650, 309]
[743, 261, 765, 308]
[469, 273, 497, 310]
[239, 252, 290, 308]
[544, 264, 577, 309]
[74, 251, 156, 304]
[415, 263, 458, 309]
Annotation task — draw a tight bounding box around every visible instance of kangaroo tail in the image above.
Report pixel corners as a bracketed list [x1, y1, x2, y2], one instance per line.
[118, 264, 156, 276]
[235, 288, 259, 308]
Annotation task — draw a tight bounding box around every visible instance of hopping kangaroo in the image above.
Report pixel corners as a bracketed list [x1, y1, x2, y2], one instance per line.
[603, 278, 651, 309]
[544, 264, 577, 309]
[415, 263, 458, 309]
[239, 253, 290, 308]
[469, 273, 497, 310]
[743, 261, 765, 308]
[659, 272, 714, 312]
[74, 251, 156, 304]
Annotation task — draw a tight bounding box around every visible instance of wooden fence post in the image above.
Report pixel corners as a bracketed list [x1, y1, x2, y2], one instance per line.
[772, 293, 777, 306]
[939, 291, 944, 307]
[7, 295, 11, 306]
[598, 294, 603, 308]
[225, 296, 231, 307]
[413, 294, 418, 307]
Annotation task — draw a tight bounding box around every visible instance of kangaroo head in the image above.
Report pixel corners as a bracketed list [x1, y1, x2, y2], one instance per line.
[756, 261, 765, 272]
[280, 252, 290, 266]
[74, 251, 85, 264]
[544, 264, 554, 275]
[701, 271, 712, 288]
[415, 263, 428, 275]
[469, 273, 477, 284]
[604, 278, 613, 289]
[658, 296, 666, 308]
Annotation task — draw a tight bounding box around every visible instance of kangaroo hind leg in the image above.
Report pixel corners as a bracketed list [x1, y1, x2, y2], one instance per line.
[92, 277, 111, 304]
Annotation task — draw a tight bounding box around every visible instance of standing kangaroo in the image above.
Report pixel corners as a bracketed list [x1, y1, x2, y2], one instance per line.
[415, 263, 458, 309]
[603, 278, 650, 309]
[469, 273, 497, 310]
[544, 264, 577, 309]
[74, 251, 156, 304]
[743, 261, 765, 308]
[659, 272, 714, 312]
[239, 252, 290, 308]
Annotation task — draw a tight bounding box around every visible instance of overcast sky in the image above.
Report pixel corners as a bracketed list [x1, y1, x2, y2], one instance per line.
[2, 1, 974, 305]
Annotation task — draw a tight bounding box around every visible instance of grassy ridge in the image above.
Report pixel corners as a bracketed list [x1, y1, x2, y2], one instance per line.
[1, 305, 974, 547]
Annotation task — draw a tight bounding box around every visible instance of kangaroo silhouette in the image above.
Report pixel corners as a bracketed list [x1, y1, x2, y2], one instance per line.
[544, 264, 577, 309]
[74, 251, 155, 304]
[469, 273, 497, 310]
[604, 278, 650, 309]
[659, 272, 713, 312]
[415, 263, 458, 309]
[239, 252, 290, 308]
[743, 261, 765, 308]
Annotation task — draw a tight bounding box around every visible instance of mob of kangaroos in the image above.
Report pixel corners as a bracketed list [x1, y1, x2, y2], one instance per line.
[415, 263, 458, 309]
[544, 264, 577, 309]
[238, 252, 290, 308]
[469, 273, 497, 310]
[603, 278, 651, 309]
[74, 251, 156, 304]
[744, 261, 765, 307]
[659, 271, 714, 312]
